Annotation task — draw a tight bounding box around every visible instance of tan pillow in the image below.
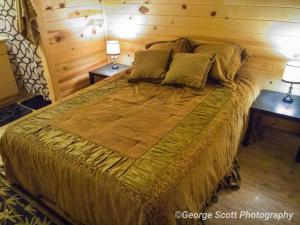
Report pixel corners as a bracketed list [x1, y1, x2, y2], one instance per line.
[145, 38, 192, 54]
[193, 43, 250, 89]
[128, 50, 171, 83]
[162, 53, 215, 90]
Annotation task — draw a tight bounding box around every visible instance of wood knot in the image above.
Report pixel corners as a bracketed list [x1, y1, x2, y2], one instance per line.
[139, 6, 149, 14]
[45, 6, 52, 10]
[182, 4, 187, 9]
[293, 53, 300, 58]
[211, 11, 216, 17]
[75, 11, 80, 16]
[154, 26, 157, 30]
[59, 2, 65, 8]
[55, 36, 61, 43]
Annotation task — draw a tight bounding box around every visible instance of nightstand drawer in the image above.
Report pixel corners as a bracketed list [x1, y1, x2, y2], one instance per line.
[0, 54, 19, 103]
[0, 43, 7, 55]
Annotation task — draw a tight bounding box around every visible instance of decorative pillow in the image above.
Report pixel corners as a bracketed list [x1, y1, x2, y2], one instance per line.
[128, 50, 171, 83]
[193, 43, 251, 89]
[162, 53, 216, 90]
[145, 38, 192, 54]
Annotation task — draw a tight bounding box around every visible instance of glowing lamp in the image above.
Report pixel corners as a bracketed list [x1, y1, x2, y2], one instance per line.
[106, 40, 120, 69]
[282, 61, 300, 103]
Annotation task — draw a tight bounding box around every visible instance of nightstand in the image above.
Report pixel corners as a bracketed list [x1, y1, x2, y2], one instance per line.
[89, 63, 130, 84]
[243, 89, 300, 162]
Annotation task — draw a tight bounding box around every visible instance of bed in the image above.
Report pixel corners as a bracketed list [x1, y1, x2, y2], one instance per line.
[0, 71, 259, 225]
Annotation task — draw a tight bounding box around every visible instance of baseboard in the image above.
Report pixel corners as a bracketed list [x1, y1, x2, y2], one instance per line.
[0, 94, 18, 108]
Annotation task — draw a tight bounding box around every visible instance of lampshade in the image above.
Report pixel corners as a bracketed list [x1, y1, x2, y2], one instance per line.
[282, 61, 300, 84]
[106, 40, 120, 55]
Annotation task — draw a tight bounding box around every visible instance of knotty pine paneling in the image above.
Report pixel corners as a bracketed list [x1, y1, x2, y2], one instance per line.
[104, 1, 300, 95]
[105, 4, 300, 22]
[34, 0, 300, 99]
[105, 0, 300, 8]
[41, 0, 100, 10]
[34, 0, 108, 100]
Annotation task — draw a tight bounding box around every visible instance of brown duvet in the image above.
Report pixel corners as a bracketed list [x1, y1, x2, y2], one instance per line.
[0, 72, 259, 225]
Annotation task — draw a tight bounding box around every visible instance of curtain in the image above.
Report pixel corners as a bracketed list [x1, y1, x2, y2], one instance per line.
[16, 0, 39, 45]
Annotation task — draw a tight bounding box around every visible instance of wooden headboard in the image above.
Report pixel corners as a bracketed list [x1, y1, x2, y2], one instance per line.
[103, 0, 300, 95]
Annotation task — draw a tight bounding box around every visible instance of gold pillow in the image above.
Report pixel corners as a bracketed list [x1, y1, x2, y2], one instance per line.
[193, 43, 250, 89]
[162, 53, 215, 90]
[128, 50, 171, 83]
[145, 38, 192, 54]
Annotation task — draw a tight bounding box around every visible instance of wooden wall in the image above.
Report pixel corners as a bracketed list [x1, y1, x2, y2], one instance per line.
[34, 0, 108, 100]
[32, 0, 300, 99]
[103, 0, 300, 95]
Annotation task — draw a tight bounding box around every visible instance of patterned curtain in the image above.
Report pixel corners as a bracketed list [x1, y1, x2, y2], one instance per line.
[0, 0, 50, 99]
[16, 0, 39, 45]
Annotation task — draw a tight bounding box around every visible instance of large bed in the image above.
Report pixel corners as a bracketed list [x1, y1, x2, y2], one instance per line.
[0, 71, 259, 225]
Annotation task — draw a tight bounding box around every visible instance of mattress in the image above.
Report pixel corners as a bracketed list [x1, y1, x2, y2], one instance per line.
[0, 72, 259, 225]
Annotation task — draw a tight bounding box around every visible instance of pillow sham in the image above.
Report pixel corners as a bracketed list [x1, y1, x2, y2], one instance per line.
[162, 53, 215, 90]
[128, 50, 171, 83]
[193, 43, 251, 89]
[145, 38, 192, 54]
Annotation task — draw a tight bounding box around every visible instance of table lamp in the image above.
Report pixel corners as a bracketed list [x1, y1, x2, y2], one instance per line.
[106, 40, 120, 69]
[281, 61, 300, 103]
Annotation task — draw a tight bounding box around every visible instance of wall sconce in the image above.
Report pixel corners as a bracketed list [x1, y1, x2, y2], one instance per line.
[106, 40, 120, 69]
[282, 61, 300, 103]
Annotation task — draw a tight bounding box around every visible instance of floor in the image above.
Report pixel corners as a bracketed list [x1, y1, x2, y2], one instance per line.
[207, 128, 300, 225]
[0, 124, 299, 224]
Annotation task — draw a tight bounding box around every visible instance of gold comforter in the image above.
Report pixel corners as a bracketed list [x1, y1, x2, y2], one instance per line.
[0, 72, 258, 225]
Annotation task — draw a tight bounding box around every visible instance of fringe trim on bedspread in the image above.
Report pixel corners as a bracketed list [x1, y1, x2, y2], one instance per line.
[1, 72, 253, 225]
[201, 158, 241, 224]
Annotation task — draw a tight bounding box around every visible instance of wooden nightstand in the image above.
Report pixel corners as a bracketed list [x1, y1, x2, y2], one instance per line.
[244, 89, 300, 162]
[89, 63, 130, 84]
[0, 39, 19, 106]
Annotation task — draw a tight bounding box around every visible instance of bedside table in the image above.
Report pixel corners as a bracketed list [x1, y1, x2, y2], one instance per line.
[244, 89, 300, 162]
[89, 63, 130, 84]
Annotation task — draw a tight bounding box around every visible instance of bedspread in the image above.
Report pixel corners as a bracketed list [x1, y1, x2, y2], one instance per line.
[0, 72, 259, 225]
